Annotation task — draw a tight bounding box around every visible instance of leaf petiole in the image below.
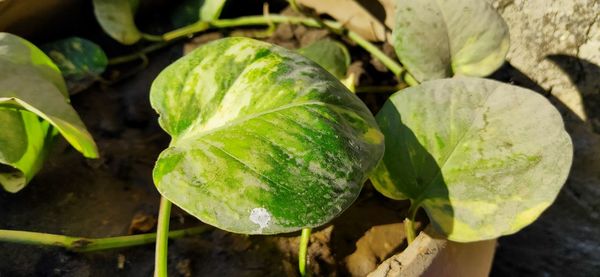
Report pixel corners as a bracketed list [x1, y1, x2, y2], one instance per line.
[299, 228, 312, 277]
[405, 203, 420, 244]
[154, 196, 172, 277]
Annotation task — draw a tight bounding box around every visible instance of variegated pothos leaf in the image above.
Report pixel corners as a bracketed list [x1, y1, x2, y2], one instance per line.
[42, 37, 108, 94]
[151, 37, 384, 234]
[392, 0, 509, 82]
[371, 77, 572, 242]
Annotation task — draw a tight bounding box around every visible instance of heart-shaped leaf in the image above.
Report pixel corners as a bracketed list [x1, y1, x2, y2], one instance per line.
[392, 0, 509, 82]
[298, 39, 351, 80]
[151, 37, 384, 234]
[370, 77, 572, 242]
[0, 33, 98, 192]
[93, 0, 142, 45]
[42, 37, 108, 94]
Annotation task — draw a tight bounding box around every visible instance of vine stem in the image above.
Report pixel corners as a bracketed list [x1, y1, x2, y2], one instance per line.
[108, 41, 174, 65]
[161, 15, 412, 80]
[404, 203, 420, 244]
[154, 197, 172, 277]
[0, 226, 209, 252]
[141, 33, 165, 42]
[299, 228, 312, 277]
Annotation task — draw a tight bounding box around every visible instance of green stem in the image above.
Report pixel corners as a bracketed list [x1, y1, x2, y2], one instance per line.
[141, 33, 165, 42]
[404, 203, 420, 244]
[298, 228, 312, 277]
[162, 15, 407, 78]
[0, 226, 209, 252]
[154, 197, 172, 277]
[345, 30, 402, 76]
[108, 41, 173, 65]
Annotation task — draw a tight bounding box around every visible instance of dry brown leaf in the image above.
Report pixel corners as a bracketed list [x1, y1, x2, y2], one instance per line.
[297, 0, 395, 42]
[127, 212, 157, 234]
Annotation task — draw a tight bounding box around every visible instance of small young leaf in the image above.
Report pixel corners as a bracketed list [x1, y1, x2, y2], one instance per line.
[298, 39, 351, 80]
[0, 33, 99, 192]
[93, 0, 142, 45]
[371, 77, 572, 242]
[392, 0, 509, 82]
[42, 37, 108, 94]
[151, 37, 384, 234]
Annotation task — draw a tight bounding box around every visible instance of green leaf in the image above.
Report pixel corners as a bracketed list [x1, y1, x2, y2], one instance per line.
[199, 0, 227, 21]
[0, 108, 56, 192]
[0, 33, 68, 97]
[298, 39, 351, 80]
[370, 77, 572, 242]
[41, 37, 108, 94]
[93, 0, 142, 45]
[0, 32, 99, 192]
[392, 0, 509, 82]
[151, 37, 384, 234]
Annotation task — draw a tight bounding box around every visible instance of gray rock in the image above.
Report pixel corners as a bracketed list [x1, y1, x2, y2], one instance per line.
[490, 0, 600, 275]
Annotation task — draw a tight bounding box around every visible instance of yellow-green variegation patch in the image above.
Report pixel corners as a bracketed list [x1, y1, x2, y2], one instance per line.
[151, 37, 384, 234]
[393, 0, 509, 82]
[371, 77, 572, 242]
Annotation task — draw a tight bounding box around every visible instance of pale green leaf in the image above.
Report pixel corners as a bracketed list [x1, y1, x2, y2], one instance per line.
[0, 33, 99, 192]
[0, 33, 68, 97]
[42, 37, 108, 94]
[392, 0, 509, 81]
[298, 39, 351, 80]
[371, 77, 572, 242]
[93, 0, 142, 45]
[151, 37, 384, 234]
[199, 0, 227, 21]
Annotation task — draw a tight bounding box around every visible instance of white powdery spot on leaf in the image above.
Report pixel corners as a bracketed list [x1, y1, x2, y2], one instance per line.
[249, 207, 271, 232]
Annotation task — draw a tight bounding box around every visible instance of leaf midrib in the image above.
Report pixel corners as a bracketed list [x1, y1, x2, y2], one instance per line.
[412, 89, 497, 206]
[173, 101, 347, 144]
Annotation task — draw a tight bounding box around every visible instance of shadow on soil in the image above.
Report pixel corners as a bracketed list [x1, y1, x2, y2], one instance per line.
[489, 57, 600, 276]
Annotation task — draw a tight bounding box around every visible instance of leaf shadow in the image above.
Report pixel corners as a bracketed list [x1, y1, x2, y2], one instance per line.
[546, 54, 600, 132]
[374, 102, 452, 240]
[316, 104, 453, 275]
[488, 57, 600, 275]
[355, 0, 388, 29]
